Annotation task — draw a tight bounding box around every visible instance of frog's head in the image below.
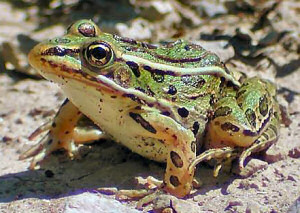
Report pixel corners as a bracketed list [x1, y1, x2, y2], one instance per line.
[29, 20, 137, 92]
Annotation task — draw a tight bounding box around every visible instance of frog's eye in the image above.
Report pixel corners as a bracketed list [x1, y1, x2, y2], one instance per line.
[67, 20, 101, 37]
[85, 42, 113, 66]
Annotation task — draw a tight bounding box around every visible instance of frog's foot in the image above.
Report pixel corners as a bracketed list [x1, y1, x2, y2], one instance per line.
[239, 117, 279, 170]
[115, 176, 162, 199]
[20, 132, 75, 169]
[19, 99, 106, 169]
[112, 176, 164, 209]
[20, 126, 105, 169]
[115, 176, 201, 209]
[189, 147, 239, 177]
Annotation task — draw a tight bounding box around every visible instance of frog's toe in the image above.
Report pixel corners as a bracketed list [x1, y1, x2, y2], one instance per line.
[28, 120, 52, 140]
[115, 189, 161, 209]
[20, 131, 79, 169]
[20, 134, 55, 169]
[19, 134, 50, 161]
[238, 150, 251, 170]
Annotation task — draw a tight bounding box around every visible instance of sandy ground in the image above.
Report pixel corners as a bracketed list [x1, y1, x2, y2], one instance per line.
[0, 0, 299, 212]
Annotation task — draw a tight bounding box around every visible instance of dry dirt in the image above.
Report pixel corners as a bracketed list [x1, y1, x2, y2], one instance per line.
[0, 0, 299, 212]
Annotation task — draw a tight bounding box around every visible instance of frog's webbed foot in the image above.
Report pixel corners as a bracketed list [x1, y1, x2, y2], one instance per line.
[19, 99, 106, 169]
[189, 147, 239, 177]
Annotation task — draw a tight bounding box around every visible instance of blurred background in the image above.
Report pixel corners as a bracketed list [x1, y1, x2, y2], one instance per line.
[0, 0, 299, 212]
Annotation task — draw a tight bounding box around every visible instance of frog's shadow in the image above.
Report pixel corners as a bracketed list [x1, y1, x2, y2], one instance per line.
[0, 140, 237, 203]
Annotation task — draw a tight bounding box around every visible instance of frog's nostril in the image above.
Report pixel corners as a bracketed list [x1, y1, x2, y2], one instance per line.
[54, 38, 71, 44]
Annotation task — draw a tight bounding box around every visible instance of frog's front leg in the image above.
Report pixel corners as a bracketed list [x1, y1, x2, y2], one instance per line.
[117, 110, 196, 205]
[19, 99, 106, 169]
[142, 112, 197, 197]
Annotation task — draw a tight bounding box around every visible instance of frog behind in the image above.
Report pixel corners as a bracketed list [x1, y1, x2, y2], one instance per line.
[20, 20, 281, 201]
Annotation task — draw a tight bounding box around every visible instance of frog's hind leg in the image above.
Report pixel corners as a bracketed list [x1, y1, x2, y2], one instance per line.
[239, 116, 280, 169]
[20, 99, 107, 169]
[205, 77, 280, 173]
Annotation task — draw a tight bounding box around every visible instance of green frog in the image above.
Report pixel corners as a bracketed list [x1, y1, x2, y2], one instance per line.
[20, 20, 280, 201]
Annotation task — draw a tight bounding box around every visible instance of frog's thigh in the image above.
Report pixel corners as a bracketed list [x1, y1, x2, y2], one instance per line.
[20, 99, 105, 169]
[138, 112, 196, 198]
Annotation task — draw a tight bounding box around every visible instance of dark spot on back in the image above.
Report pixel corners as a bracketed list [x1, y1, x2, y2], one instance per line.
[126, 61, 140, 77]
[168, 85, 177, 95]
[151, 73, 164, 83]
[162, 111, 171, 116]
[184, 45, 191, 51]
[178, 107, 189, 118]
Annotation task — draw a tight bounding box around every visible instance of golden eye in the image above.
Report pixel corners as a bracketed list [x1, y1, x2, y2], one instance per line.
[86, 42, 113, 66]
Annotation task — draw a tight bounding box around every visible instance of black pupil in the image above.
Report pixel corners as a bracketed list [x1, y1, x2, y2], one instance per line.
[91, 46, 107, 60]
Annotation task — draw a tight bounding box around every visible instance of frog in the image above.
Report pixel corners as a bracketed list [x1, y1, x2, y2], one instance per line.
[20, 19, 281, 203]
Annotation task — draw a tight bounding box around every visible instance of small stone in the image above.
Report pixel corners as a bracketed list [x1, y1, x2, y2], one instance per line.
[288, 196, 300, 213]
[249, 183, 259, 189]
[65, 192, 140, 213]
[140, 1, 173, 21]
[246, 201, 261, 213]
[236, 158, 268, 178]
[153, 195, 201, 213]
[2, 136, 12, 142]
[116, 18, 152, 40]
[265, 144, 286, 163]
[289, 147, 300, 158]
[225, 200, 243, 211]
[287, 175, 297, 182]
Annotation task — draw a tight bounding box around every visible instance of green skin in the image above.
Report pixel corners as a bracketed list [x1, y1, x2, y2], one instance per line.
[21, 20, 280, 199]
